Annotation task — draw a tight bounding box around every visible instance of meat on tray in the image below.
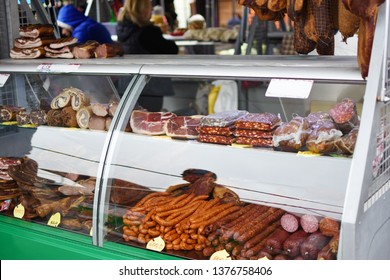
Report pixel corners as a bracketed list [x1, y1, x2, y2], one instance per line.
[200, 110, 248, 127]
[164, 115, 202, 139]
[234, 112, 282, 131]
[130, 110, 177, 135]
[19, 24, 54, 38]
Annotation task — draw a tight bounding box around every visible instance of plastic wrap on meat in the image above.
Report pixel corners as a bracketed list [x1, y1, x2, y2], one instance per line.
[198, 134, 234, 145]
[306, 121, 343, 154]
[130, 110, 176, 135]
[235, 137, 273, 147]
[233, 129, 274, 138]
[335, 127, 359, 155]
[329, 98, 360, 134]
[200, 110, 248, 127]
[306, 111, 333, 130]
[234, 112, 282, 131]
[197, 125, 235, 136]
[164, 115, 202, 139]
[272, 116, 311, 151]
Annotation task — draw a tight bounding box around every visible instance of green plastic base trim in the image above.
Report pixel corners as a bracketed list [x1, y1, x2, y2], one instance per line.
[0, 215, 181, 260]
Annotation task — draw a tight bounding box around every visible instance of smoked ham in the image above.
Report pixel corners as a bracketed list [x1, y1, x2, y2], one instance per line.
[72, 40, 100, 59]
[130, 110, 176, 135]
[164, 115, 203, 139]
[76, 106, 93, 129]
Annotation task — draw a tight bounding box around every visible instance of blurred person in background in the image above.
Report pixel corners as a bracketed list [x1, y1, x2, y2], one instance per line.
[57, 4, 113, 44]
[116, 0, 178, 54]
[116, 0, 178, 111]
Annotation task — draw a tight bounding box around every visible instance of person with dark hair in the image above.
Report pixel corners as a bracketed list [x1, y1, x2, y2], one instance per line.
[57, 4, 113, 44]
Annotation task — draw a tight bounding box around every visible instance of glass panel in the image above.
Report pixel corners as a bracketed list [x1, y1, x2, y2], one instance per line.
[0, 73, 134, 237]
[104, 75, 365, 260]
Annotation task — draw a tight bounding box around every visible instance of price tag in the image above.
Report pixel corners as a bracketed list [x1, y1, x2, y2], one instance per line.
[90, 227, 93, 237]
[47, 212, 61, 227]
[258, 256, 270, 260]
[37, 63, 80, 73]
[0, 74, 10, 87]
[13, 204, 25, 219]
[210, 249, 231, 260]
[146, 236, 165, 252]
[297, 151, 321, 157]
[265, 79, 313, 99]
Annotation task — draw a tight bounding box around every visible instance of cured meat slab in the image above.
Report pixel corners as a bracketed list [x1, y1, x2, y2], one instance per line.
[164, 115, 202, 139]
[130, 110, 176, 135]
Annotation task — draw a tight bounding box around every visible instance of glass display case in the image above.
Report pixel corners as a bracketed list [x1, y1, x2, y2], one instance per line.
[1, 52, 386, 260]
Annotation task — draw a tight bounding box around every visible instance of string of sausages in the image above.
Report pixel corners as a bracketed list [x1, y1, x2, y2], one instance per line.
[122, 192, 241, 251]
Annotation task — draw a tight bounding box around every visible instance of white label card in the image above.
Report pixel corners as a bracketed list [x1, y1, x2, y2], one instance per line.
[0, 74, 10, 87]
[36, 63, 81, 73]
[265, 79, 313, 99]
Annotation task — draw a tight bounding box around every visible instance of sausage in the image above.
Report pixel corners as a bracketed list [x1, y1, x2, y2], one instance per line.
[300, 231, 330, 260]
[221, 204, 267, 240]
[281, 213, 299, 233]
[300, 214, 319, 233]
[265, 227, 291, 255]
[245, 226, 283, 258]
[282, 229, 309, 258]
[319, 217, 340, 237]
[234, 208, 285, 242]
[244, 220, 280, 249]
[203, 246, 215, 257]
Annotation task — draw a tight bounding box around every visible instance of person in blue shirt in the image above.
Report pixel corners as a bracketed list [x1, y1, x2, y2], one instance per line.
[56, 4, 112, 44]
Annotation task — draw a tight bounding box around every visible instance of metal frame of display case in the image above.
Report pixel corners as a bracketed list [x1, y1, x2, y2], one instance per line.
[1, 2, 390, 260]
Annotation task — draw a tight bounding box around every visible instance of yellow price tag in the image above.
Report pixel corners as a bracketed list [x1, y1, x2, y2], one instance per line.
[13, 204, 25, 219]
[210, 249, 231, 260]
[297, 151, 321, 157]
[47, 212, 61, 227]
[146, 236, 165, 252]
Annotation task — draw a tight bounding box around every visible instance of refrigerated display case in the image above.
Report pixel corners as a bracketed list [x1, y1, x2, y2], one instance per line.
[1, 2, 390, 261]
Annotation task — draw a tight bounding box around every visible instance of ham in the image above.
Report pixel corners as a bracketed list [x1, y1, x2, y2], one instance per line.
[130, 110, 176, 135]
[164, 115, 203, 139]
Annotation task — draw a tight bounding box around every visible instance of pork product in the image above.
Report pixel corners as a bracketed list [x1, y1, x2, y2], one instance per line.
[164, 115, 203, 139]
[10, 47, 46, 59]
[234, 112, 281, 131]
[329, 98, 359, 134]
[72, 40, 100, 59]
[130, 110, 176, 135]
[19, 24, 54, 38]
[272, 115, 310, 151]
[200, 110, 248, 127]
[14, 37, 57, 48]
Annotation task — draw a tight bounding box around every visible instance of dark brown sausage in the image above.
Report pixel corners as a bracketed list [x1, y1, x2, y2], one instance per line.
[300, 231, 330, 260]
[283, 229, 309, 258]
[265, 227, 291, 255]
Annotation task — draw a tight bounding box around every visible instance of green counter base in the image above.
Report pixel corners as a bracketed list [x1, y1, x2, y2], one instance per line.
[0, 215, 180, 260]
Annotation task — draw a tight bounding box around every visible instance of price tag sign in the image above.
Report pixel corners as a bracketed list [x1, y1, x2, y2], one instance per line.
[210, 249, 231, 260]
[37, 63, 80, 73]
[48, 212, 61, 227]
[146, 236, 165, 252]
[0, 74, 10, 87]
[90, 227, 93, 237]
[265, 79, 313, 99]
[13, 204, 25, 219]
[258, 256, 270, 260]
